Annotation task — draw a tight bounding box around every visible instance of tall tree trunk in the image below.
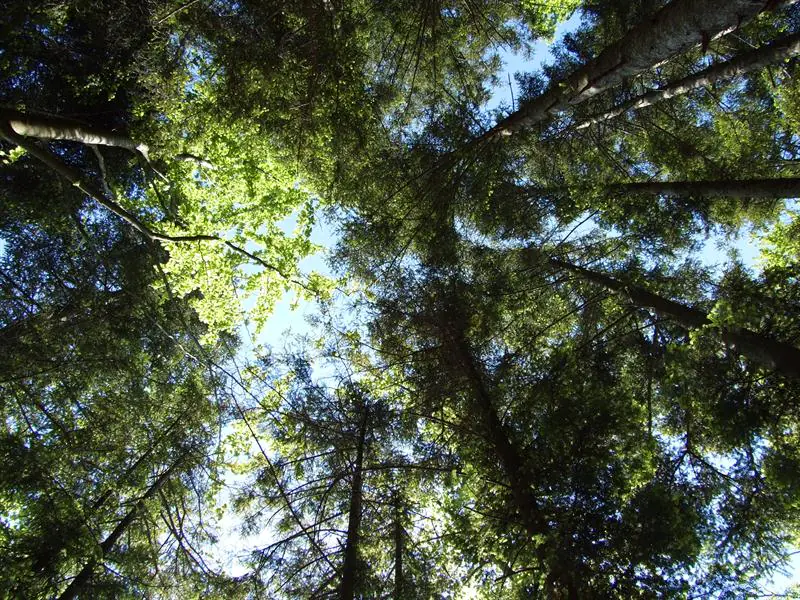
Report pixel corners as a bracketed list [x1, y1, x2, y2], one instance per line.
[56, 456, 186, 600]
[0, 122, 293, 280]
[605, 178, 800, 199]
[440, 308, 578, 594]
[476, 0, 794, 142]
[90, 409, 193, 512]
[446, 329, 547, 537]
[574, 31, 800, 130]
[547, 255, 800, 379]
[32, 412, 189, 576]
[393, 492, 404, 600]
[0, 108, 149, 158]
[340, 405, 370, 600]
[526, 177, 800, 200]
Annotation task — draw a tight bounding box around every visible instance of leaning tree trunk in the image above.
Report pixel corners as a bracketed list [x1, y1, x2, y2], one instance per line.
[574, 31, 800, 130]
[56, 455, 187, 600]
[440, 308, 582, 595]
[0, 121, 218, 245]
[0, 108, 149, 158]
[445, 327, 547, 538]
[546, 255, 800, 379]
[32, 411, 190, 576]
[525, 177, 800, 200]
[393, 492, 404, 600]
[604, 178, 800, 199]
[476, 0, 794, 142]
[0, 121, 293, 280]
[89, 408, 195, 512]
[340, 405, 370, 600]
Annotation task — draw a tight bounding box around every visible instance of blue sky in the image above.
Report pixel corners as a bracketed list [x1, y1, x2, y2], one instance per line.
[486, 11, 584, 114]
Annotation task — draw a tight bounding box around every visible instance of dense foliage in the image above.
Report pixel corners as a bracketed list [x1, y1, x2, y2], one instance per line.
[2, 0, 800, 597]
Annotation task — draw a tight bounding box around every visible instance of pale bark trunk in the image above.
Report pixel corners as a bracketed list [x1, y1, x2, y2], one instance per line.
[0, 122, 211, 244]
[477, 0, 794, 141]
[0, 123, 294, 281]
[526, 177, 800, 200]
[1, 109, 148, 158]
[575, 32, 800, 130]
[548, 256, 800, 379]
[175, 153, 216, 169]
[57, 457, 185, 600]
[340, 406, 369, 600]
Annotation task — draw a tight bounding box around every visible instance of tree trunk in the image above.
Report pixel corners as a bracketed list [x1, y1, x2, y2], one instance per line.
[1, 108, 148, 158]
[448, 331, 547, 537]
[476, 0, 793, 141]
[56, 456, 186, 600]
[0, 122, 293, 280]
[605, 178, 800, 199]
[575, 31, 800, 130]
[90, 409, 192, 512]
[393, 492, 404, 600]
[547, 255, 800, 379]
[526, 177, 800, 200]
[340, 405, 370, 600]
[0, 121, 217, 244]
[31, 413, 189, 576]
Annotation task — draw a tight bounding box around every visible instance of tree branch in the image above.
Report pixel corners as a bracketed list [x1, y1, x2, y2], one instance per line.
[0, 122, 308, 289]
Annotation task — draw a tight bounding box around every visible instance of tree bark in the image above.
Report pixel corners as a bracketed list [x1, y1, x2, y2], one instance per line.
[575, 31, 800, 130]
[175, 152, 216, 169]
[476, 0, 794, 142]
[605, 178, 800, 199]
[90, 408, 194, 512]
[446, 329, 547, 538]
[393, 492, 404, 600]
[526, 177, 800, 200]
[32, 412, 189, 576]
[0, 122, 297, 282]
[1, 108, 149, 158]
[0, 122, 211, 244]
[547, 255, 800, 379]
[340, 405, 370, 600]
[56, 456, 186, 600]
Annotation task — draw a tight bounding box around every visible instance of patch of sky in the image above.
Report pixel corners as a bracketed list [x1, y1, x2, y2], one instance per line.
[695, 225, 760, 276]
[210, 0, 243, 14]
[8, 58, 46, 92]
[205, 467, 275, 576]
[543, 197, 791, 287]
[695, 198, 799, 278]
[633, 160, 659, 178]
[484, 10, 584, 115]
[183, 43, 217, 95]
[241, 211, 337, 355]
[647, 421, 800, 594]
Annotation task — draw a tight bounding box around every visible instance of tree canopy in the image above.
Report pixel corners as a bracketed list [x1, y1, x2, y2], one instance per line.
[3, 0, 800, 597]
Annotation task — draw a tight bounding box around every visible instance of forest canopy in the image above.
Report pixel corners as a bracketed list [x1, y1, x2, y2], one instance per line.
[3, 0, 800, 597]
